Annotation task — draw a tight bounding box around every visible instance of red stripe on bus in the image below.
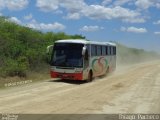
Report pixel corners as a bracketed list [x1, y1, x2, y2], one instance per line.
[50, 71, 83, 80]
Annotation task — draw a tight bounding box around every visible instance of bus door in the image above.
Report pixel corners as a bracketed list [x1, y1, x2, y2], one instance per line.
[82, 45, 89, 80]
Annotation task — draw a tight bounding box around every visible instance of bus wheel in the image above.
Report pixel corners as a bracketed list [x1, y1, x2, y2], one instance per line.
[87, 71, 93, 82]
[107, 67, 109, 73]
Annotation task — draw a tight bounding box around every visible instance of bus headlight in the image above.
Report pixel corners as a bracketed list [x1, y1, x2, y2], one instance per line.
[51, 66, 56, 71]
[75, 68, 82, 73]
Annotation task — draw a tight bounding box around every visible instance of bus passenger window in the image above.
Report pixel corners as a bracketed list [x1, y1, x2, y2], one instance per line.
[110, 46, 112, 55]
[108, 46, 110, 55]
[113, 47, 115, 55]
[97, 46, 101, 56]
[91, 45, 96, 56]
[106, 46, 108, 55]
[84, 49, 89, 68]
[102, 46, 106, 56]
[111, 46, 113, 55]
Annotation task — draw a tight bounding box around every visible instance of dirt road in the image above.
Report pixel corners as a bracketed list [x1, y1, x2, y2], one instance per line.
[0, 61, 160, 114]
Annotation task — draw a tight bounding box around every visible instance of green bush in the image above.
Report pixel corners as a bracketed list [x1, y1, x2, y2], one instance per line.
[1, 57, 28, 77]
[0, 16, 85, 77]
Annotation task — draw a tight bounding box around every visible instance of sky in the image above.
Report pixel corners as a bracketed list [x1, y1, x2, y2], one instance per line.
[0, 0, 160, 53]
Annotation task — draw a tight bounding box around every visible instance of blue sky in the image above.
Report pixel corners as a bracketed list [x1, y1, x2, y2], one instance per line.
[0, 0, 160, 53]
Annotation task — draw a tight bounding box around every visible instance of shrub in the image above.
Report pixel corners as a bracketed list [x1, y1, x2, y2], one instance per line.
[2, 57, 28, 77]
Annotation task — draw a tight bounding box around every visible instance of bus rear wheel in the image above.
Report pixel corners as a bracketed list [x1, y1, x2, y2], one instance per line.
[87, 71, 93, 82]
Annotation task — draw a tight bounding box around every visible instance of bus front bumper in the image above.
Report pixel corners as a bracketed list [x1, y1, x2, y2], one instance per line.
[50, 71, 83, 80]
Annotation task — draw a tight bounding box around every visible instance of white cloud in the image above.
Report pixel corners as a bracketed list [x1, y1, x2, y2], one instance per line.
[102, 0, 112, 6]
[35, 0, 145, 23]
[40, 22, 65, 31]
[27, 20, 65, 31]
[36, 0, 59, 12]
[0, 0, 5, 10]
[156, 3, 160, 9]
[154, 32, 160, 35]
[24, 13, 33, 20]
[6, 0, 28, 11]
[153, 20, 160, 25]
[113, 0, 133, 6]
[80, 25, 104, 32]
[60, 0, 86, 12]
[121, 26, 147, 33]
[36, 0, 86, 14]
[54, 10, 63, 14]
[123, 18, 145, 23]
[5, 16, 65, 32]
[8, 17, 22, 24]
[135, 0, 160, 10]
[135, 0, 153, 9]
[82, 5, 145, 23]
[0, 0, 28, 11]
[65, 13, 80, 20]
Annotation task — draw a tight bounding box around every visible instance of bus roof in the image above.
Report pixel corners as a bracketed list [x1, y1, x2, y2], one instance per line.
[55, 39, 116, 46]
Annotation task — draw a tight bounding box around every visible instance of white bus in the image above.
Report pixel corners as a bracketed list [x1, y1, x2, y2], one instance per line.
[47, 39, 116, 82]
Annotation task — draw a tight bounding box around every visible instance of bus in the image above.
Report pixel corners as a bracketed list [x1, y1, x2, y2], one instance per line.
[47, 39, 116, 82]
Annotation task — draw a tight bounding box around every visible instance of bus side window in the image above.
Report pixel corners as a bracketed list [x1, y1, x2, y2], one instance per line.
[113, 47, 114, 55]
[111, 46, 113, 55]
[115, 47, 116, 55]
[102, 46, 106, 56]
[95, 45, 97, 56]
[97, 46, 101, 56]
[100, 46, 102, 55]
[84, 49, 89, 68]
[106, 46, 108, 55]
[108, 46, 110, 55]
[91, 45, 96, 56]
[113, 46, 116, 55]
[110, 46, 112, 55]
[85, 49, 89, 60]
[86, 45, 90, 57]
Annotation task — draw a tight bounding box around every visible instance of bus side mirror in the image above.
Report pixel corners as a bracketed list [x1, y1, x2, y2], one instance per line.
[82, 46, 86, 56]
[46, 45, 53, 64]
[46, 45, 53, 54]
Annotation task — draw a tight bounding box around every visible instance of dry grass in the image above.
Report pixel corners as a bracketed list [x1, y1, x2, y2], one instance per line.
[0, 70, 50, 89]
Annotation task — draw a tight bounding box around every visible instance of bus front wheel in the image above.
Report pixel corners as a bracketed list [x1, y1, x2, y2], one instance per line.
[87, 71, 93, 82]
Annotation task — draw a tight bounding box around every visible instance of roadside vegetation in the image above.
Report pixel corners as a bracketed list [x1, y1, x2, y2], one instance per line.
[0, 16, 85, 87]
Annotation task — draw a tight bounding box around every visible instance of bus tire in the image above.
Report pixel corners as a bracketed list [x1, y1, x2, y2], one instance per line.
[107, 66, 109, 73]
[87, 71, 93, 82]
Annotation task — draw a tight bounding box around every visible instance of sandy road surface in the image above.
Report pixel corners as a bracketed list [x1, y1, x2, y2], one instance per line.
[0, 61, 160, 114]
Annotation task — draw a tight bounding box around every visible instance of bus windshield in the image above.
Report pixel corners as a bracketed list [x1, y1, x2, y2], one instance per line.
[50, 43, 84, 68]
